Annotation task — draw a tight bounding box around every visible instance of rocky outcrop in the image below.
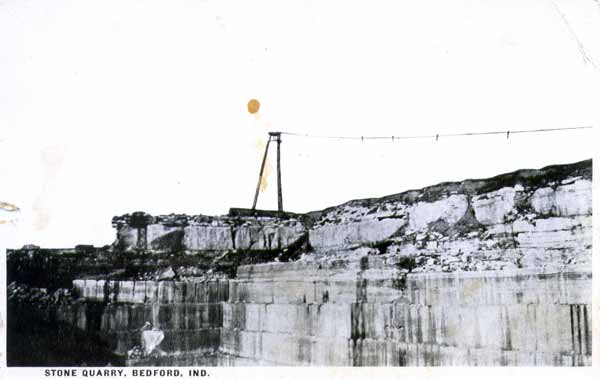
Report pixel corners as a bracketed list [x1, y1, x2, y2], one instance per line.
[6, 159, 592, 366]
[307, 161, 592, 274]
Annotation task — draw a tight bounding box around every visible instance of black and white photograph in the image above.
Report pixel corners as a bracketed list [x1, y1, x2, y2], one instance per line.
[0, 0, 599, 375]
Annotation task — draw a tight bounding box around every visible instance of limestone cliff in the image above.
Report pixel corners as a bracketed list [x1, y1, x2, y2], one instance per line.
[6, 159, 592, 366]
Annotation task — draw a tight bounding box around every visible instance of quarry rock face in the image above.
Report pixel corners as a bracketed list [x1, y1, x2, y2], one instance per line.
[6, 159, 593, 366]
[112, 214, 307, 253]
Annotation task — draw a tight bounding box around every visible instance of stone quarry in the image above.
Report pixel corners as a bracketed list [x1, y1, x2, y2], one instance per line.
[6, 159, 592, 366]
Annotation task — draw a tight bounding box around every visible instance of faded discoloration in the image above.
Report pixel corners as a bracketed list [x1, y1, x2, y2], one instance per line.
[32, 198, 52, 230]
[0, 201, 19, 212]
[254, 139, 272, 192]
[0, 200, 20, 224]
[32, 145, 66, 230]
[461, 278, 482, 300]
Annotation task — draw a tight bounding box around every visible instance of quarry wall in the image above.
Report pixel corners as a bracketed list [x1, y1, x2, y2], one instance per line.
[6, 159, 592, 366]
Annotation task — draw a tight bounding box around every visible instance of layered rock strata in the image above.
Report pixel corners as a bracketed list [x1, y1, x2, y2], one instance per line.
[6, 159, 592, 366]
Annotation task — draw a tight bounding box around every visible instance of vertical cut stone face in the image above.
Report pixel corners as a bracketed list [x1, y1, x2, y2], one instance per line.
[183, 225, 234, 251]
[216, 267, 591, 366]
[113, 215, 307, 252]
[64, 279, 229, 358]
[233, 225, 302, 250]
[146, 225, 184, 252]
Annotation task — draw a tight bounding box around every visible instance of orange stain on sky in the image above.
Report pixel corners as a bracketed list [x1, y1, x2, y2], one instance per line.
[247, 99, 260, 114]
[0, 201, 20, 225]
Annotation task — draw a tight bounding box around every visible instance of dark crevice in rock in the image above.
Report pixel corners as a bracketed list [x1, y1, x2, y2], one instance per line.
[449, 199, 484, 237]
[7, 283, 124, 367]
[230, 227, 237, 250]
[368, 240, 393, 255]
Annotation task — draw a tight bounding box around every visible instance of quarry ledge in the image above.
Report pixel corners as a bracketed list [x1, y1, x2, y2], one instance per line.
[6, 159, 593, 367]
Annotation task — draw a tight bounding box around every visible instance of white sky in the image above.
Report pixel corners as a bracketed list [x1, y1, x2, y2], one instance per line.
[0, 0, 599, 248]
